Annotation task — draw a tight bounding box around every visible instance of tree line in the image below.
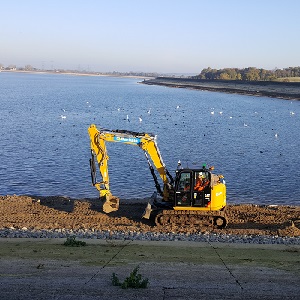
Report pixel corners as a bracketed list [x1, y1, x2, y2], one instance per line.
[193, 67, 300, 81]
[0, 63, 160, 78]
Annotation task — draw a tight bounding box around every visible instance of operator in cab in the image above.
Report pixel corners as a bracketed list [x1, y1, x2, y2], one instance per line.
[194, 172, 209, 191]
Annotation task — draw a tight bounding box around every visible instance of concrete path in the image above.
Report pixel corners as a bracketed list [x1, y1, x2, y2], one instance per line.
[0, 239, 299, 299]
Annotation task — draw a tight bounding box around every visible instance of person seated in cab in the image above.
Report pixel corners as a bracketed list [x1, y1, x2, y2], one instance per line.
[194, 172, 209, 191]
[184, 182, 190, 191]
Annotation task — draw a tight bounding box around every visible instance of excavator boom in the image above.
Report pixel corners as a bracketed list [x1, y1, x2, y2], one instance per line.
[88, 124, 173, 213]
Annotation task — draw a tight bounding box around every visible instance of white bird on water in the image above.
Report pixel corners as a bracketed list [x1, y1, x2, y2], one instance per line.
[60, 115, 66, 119]
[139, 116, 143, 122]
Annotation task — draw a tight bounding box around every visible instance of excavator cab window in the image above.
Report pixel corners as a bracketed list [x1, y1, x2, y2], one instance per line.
[175, 171, 192, 206]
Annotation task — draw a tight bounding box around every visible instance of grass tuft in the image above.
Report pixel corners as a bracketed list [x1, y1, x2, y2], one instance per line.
[111, 266, 149, 289]
[63, 236, 86, 247]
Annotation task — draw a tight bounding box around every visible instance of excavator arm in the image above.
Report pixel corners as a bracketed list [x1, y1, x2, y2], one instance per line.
[88, 124, 173, 213]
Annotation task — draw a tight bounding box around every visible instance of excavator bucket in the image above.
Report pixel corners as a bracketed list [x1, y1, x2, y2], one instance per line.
[142, 202, 152, 219]
[102, 193, 120, 213]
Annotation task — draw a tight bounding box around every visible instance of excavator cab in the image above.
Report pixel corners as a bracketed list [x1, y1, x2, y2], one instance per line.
[151, 166, 227, 228]
[174, 169, 212, 208]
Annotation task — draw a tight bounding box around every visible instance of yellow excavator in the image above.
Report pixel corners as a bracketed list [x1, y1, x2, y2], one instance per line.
[88, 124, 227, 228]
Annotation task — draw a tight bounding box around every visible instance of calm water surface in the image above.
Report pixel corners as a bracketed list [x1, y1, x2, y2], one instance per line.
[0, 72, 299, 205]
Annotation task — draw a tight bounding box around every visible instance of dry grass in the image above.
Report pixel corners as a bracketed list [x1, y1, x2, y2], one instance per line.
[275, 77, 300, 82]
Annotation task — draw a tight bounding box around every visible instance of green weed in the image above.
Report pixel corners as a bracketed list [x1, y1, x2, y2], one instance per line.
[111, 266, 149, 289]
[63, 236, 86, 247]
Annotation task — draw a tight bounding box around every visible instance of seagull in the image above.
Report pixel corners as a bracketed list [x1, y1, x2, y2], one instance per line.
[60, 115, 66, 119]
[176, 105, 180, 109]
[139, 116, 143, 122]
[244, 123, 248, 127]
[275, 133, 278, 138]
[147, 108, 151, 114]
[211, 111, 214, 115]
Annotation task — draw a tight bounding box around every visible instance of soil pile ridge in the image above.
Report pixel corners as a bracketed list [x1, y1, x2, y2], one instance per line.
[0, 195, 299, 238]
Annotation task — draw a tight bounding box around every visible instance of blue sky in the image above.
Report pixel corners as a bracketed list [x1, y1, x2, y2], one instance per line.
[1, 0, 299, 74]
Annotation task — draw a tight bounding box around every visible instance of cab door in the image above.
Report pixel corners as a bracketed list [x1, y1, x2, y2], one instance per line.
[174, 171, 192, 206]
[192, 171, 211, 207]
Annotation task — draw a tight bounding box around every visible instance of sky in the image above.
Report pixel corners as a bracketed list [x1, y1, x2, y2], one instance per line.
[1, 0, 300, 74]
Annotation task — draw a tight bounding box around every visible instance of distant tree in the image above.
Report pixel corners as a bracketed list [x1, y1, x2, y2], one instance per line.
[222, 68, 240, 80]
[219, 72, 230, 80]
[6, 64, 16, 70]
[227, 69, 238, 80]
[259, 69, 267, 81]
[25, 65, 34, 71]
[242, 67, 260, 81]
[236, 73, 242, 80]
[194, 66, 300, 81]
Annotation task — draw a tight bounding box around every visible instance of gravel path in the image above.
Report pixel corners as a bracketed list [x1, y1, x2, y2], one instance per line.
[1, 227, 300, 245]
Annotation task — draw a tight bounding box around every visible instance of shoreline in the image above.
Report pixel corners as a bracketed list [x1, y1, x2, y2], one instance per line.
[141, 77, 300, 100]
[1, 69, 155, 80]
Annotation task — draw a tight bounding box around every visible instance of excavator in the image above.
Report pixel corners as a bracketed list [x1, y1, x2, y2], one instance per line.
[88, 124, 227, 228]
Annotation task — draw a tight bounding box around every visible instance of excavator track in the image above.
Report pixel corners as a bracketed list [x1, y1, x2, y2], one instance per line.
[154, 209, 228, 229]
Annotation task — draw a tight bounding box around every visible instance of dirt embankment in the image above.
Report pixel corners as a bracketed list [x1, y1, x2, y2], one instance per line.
[141, 77, 300, 100]
[0, 195, 299, 237]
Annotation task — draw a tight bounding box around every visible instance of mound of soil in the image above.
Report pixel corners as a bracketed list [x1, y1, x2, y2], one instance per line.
[0, 195, 299, 237]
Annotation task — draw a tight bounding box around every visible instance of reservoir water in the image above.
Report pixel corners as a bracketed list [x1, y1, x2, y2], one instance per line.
[0, 72, 299, 205]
